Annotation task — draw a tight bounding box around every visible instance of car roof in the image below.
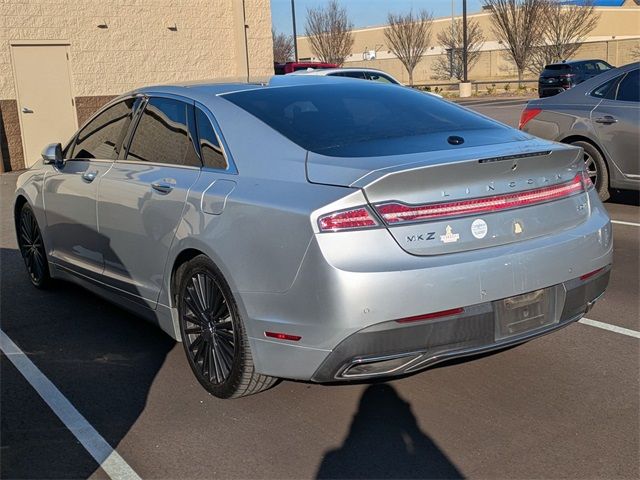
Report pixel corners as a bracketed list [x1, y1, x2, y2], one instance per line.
[545, 59, 609, 67]
[290, 67, 393, 76]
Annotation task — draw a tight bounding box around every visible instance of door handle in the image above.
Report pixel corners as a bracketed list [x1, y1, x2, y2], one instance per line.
[21, 107, 33, 114]
[82, 171, 98, 182]
[594, 115, 617, 125]
[151, 181, 174, 194]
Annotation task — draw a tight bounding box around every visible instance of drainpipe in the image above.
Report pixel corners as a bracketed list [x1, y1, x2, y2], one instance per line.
[242, 0, 250, 82]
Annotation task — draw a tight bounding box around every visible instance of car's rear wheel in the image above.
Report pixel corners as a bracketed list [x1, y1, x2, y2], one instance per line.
[17, 203, 51, 288]
[571, 140, 609, 201]
[176, 255, 277, 398]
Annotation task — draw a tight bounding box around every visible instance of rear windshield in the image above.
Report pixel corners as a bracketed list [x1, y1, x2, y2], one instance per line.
[222, 83, 501, 157]
[544, 64, 572, 71]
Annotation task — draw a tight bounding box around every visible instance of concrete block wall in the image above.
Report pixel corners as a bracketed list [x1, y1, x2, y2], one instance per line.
[0, 0, 274, 171]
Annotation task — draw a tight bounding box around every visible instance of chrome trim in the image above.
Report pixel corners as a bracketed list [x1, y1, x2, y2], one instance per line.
[338, 351, 422, 379]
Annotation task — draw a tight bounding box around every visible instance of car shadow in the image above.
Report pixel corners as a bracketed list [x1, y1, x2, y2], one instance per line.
[316, 384, 464, 480]
[0, 241, 174, 479]
[608, 189, 640, 207]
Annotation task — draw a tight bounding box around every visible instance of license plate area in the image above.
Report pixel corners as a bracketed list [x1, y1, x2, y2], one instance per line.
[494, 288, 558, 340]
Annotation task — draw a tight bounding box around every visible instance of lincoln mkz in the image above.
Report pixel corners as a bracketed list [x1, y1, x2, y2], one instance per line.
[14, 77, 612, 398]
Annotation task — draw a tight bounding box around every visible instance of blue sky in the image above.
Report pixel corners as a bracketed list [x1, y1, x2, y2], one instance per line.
[271, 0, 486, 35]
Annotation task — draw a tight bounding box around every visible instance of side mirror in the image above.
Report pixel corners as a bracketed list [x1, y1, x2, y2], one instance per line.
[41, 143, 64, 168]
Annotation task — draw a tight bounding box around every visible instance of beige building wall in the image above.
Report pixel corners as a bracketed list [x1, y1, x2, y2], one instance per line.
[298, 5, 640, 85]
[0, 0, 273, 171]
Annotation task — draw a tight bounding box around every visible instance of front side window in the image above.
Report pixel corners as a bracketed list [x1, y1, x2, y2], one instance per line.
[71, 98, 135, 160]
[616, 69, 639, 103]
[127, 97, 200, 167]
[195, 108, 227, 170]
[595, 61, 612, 72]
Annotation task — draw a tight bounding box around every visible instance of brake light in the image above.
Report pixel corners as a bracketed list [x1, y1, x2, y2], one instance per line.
[318, 206, 379, 232]
[375, 174, 585, 225]
[519, 107, 541, 130]
[396, 307, 464, 324]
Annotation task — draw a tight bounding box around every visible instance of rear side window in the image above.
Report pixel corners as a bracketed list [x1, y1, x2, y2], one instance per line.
[127, 97, 200, 167]
[616, 69, 639, 102]
[332, 71, 367, 79]
[223, 83, 502, 157]
[195, 108, 227, 170]
[72, 99, 135, 160]
[591, 75, 622, 99]
[366, 72, 397, 84]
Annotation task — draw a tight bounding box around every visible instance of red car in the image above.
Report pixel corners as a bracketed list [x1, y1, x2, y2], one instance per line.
[274, 61, 338, 74]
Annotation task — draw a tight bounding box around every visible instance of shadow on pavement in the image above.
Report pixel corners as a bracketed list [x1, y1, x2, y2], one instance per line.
[316, 384, 463, 479]
[0, 245, 174, 479]
[608, 189, 640, 207]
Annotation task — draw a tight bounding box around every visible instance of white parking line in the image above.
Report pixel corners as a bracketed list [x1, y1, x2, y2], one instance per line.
[578, 318, 640, 339]
[611, 220, 640, 227]
[0, 329, 141, 480]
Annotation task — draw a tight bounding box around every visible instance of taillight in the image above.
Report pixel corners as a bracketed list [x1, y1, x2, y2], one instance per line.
[375, 173, 586, 225]
[318, 206, 379, 232]
[581, 169, 594, 190]
[519, 107, 541, 130]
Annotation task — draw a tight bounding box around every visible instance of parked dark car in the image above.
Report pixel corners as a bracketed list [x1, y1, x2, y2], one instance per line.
[522, 62, 639, 201]
[538, 60, 613, 98]
[274, 61, 338, 74]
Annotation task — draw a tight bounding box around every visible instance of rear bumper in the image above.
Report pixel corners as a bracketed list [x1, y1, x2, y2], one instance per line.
[243, 190, 612, 381]
[310, 268, 609, 382]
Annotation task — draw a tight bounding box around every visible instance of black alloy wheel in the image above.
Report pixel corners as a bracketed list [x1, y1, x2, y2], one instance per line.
[177, 255, 277, 398]
[17, 204, 50, 288]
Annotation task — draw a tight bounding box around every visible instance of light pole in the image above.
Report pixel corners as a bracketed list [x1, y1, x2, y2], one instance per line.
[291, 0, 298, 62]
[462, 0, 468, 83]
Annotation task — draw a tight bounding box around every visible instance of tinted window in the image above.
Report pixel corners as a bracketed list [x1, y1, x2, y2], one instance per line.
[333, 71, 367, 79]
[544, 64, 571, 71]
[582, 62, 597, 73]
[366, 72, 397, 84]
[595, 61, 611, 72]
[127, 97, 200, 167]
[72, 99, 135, 160]
[223, 83, 502, 157]
[591, 75, 622, 99]
[195, 108, 227, 170]
[616, 69, 639, 102]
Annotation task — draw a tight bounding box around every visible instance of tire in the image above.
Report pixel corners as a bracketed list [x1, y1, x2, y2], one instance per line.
[176, 255, 277, 398]
[16, 203, 51, 288]
[571, 140, 609, 201]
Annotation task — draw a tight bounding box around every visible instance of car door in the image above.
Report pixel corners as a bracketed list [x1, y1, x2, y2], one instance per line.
[97, 95, 201, 308]
[43, 97, 137, 278]
[591, 68, 640, 179]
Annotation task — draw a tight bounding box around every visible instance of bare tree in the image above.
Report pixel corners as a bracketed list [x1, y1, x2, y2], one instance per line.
[432, 19, 485, 81]
[384, 10, 434, 86]
[484, 0, 548, 83]
[272, 29, 294, 64]
[304, 0, 354, 66]
[528, 0, 600, 75]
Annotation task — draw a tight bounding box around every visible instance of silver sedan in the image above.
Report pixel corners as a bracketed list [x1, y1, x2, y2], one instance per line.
[521, 61, 639, 200]
[14, 77, 612, 398]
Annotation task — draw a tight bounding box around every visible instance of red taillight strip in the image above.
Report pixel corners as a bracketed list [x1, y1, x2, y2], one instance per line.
[580, 267, 606, 281]
[396, 307, 465, 324]
[318, 207, 379, 232]
[376, 174, 585, 225]
[265, 331, 302, 341]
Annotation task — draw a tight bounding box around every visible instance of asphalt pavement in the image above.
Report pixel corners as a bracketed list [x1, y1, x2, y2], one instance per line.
[1, 101, 638, 479]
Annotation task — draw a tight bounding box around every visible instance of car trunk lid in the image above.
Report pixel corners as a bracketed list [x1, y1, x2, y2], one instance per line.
[308, 139, 590, 255]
